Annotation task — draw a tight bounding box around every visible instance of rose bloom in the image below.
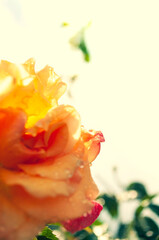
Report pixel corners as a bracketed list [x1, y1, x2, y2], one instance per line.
[0, 59, 104, 240]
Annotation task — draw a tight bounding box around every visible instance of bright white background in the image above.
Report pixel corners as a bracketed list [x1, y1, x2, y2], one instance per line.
[0, 0, 159, 193]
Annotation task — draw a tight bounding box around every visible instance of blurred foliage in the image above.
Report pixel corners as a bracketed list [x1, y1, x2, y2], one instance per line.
[69, 23, 91, 62]
[36, 226, 58, 240]
[98, 194, 119, 218]
[67, 74, 78, 98]
[126, 182, 148, 200]
[36, 171, 159, 240]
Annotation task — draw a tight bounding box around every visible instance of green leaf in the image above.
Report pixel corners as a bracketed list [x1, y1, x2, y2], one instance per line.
[69, 23, 91, 62]
[135, 205, 145, 218]
[78, 39, 90, 62]
[83, 234, 98, 240]
[149, 204, 159, 216]
[116, 223, 130, 239]
[134, 216, 159, 239]
[37, 237, 51, 240]
[99, 194, 118, 218]
[126, 182, 148, 199]
[91, 219, 103, 226]
[73, 230, 88, 238]
[47, 223, 61, 231]
[73, 230, 98, 240]
[37, 227, 58, 240]
[145, 193, 158, 201]
[36, 235, 58, 240]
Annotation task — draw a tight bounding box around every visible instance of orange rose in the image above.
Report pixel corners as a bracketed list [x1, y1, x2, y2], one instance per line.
[0, 59, 104, 240]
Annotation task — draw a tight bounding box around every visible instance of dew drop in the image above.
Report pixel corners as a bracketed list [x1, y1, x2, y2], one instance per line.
[83, 212, 88, 217]
[79, 164, 84, 169]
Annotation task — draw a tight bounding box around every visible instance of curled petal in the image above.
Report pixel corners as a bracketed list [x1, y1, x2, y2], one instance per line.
[0, 60, 30, 85]
[37, 65, 67, 102]
[63, 201, 103, 233]
[0, 59, 67, 128]
[46, 106, 81, 157]
[82, 128, 105, 162]
[27, 105, 81, 157]
[0, 108, 44, 169]
[23, 58, 36, 75]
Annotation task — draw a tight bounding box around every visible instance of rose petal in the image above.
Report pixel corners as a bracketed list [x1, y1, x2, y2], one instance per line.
[23, 58, 36, 75]
[63, 201, 103, 233]
[37, 65, 67, 101]
[0, 108, 44, 169]
[0, 71, 14, 96]
[44, 106, 81, 153]
[22, 105, 81, 158]
[0, 59, 67, 128]
[0, 60, 30, 85]
[0, 192, 44, 240]
[0, 194, 25, 239]
[82, 129, 105, 162]
[7, 163, 98, 222]
[28, 105, 81, 156]
[9, 218, 44, 240]
[0, 168, 75, 198]
[19, 154, 83, 180]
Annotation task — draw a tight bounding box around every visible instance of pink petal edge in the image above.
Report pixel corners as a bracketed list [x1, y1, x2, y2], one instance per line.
[62, 201, 103, 233]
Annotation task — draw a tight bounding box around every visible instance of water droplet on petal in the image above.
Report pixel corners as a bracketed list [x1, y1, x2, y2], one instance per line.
[83, 212, 88, 217]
